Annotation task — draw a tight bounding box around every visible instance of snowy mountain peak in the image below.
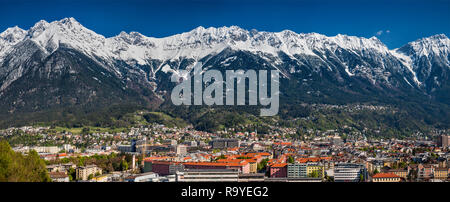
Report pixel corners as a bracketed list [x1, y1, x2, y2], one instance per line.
[398, 34, 450, 57]
[429, 34, 448, 40]
[189, 25, 246, 34]
[113, 31, 151, 47]
[0, 18, 448, 86]
[0, 26, 25, 37]
[28, 20, 50, 38]
[0, 19, 398, 63]
[412, 34, 449, 48]
[0, 26, 26, 42]
[176, 25, 249, 42]
[58, 17, 79, 25]
[190, 26, 207, 32]
[0, 26, 27, 60]
[1, 17, 449, 107]
[19, 18, 109, 58]
[117, 31, 145, 39]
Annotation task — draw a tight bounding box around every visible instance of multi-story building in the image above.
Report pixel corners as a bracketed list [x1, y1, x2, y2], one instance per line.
[117, 145, 132, 153]
[175, 145, 188, 155]
[183, 161, 250, 174]
[306, 163, 325, 179]
[144, 161, 184, 176]
[433, 167, 449, 180]
[287, 163, 307, 178]
[33, 146, 60, 154]
[76, 165, 102, 181]
[334, 163, 367, 182]
[247, 159, 258, 173]
[418, 164, 434, 180]
[437, 135, 450, 148]
[47, 164, 67, 173]
[210, 138, 239, 149]
[269, 163, 287, 178]
[387, 169, 409, 179]
[368, 160, 384, 174]
[46, 163, 77, 174]
[49, 172, 70, 182]
[176, 169, 239, 182]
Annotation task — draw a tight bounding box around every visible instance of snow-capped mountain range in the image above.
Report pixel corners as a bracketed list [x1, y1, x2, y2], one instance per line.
[0, 17, 449, 115]
[0, 17, 392, 62]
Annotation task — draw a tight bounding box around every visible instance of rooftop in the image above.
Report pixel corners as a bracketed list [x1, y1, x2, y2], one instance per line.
[372, 173, 400, 178]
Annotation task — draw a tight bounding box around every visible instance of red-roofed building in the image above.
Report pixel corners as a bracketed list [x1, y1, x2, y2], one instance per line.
[58, 153, 67, 157]
[372, 173, 401, 182]
[269, 163, 287, 178]
[183, 161, 250, 174]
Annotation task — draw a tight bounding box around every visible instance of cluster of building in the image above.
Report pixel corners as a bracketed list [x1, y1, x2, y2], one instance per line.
[126, 134, 450, 182]
[46, 163, 104, 182]
[2, 123, 449, 182]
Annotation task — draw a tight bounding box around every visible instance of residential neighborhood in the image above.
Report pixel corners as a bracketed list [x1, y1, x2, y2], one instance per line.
[2, 124, 449, 182]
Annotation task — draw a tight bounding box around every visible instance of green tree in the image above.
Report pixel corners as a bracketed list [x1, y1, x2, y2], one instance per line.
[120, 159, 128, 171]
[0, 140, 15, 181]
[373, 169, 379, 174]
[68, 167, 76, 181]
[0, 140, 50, 182]
[308, 170, 319, 178]
[257, 158, 269, 172]
[287, 156, 295, 164]
[25, 150, 51, 182]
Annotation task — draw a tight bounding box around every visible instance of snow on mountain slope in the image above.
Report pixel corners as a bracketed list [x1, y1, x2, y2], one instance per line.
[27, 18, 112, 59]
[390, 50, 421, 86]
[395, 34, 450, 88]
[0, 17, 449, 93]
[0, 26, 27, 60]
[399, 34, 449, 58]
[107, 25, 391, 62]
[0, 18, 399, 68]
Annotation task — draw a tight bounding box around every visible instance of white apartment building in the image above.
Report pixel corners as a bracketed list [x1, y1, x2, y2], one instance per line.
[334, 163, 367, 182]
[176, 169, 239, 182]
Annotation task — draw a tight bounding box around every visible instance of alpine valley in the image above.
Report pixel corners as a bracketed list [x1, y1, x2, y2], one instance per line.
[0, 18, 449, 138]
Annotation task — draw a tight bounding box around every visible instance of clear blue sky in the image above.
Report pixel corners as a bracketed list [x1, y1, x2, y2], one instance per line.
[0, 0, 449, 48]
